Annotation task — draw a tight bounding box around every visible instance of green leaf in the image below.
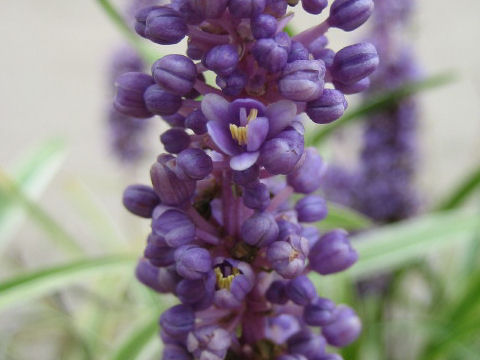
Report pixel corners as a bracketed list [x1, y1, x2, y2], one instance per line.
[435, 165, 480, 211]
[0, 171, 84, 256]
[350, 209, 478, 278]
[95, 0, 160, 64]
[109, 314, 162, 360]
[0, 138, 66, 251]
[0, 255, 135, 311]
[318, 202, 373, 231]
[306, 72, 455, 146]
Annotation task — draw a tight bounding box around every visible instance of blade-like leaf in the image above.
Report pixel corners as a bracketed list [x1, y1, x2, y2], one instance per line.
[318, 202, 373, 231]
[109, 314, 162, 360]
[0, 138, 66, 250]
[306, 72, 455, 146]
[435, 165, 480, 211]
[350, 209, 478, 278]
[0, 255, 135, 311]
[0, 171, 83, 256]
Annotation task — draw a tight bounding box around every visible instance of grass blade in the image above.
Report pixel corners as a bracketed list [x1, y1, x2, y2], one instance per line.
[0, 171, 84, 256]
[0, 255, 135, 311]
[0, 138, 66, 251]
[435, 165, 480, 211]
[319, 202, 373, 231]
[350, 209, 478, 278]
[306, 72, 455, 146]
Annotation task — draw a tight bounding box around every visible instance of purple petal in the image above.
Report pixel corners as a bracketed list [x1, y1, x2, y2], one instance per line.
[228, 98, 267, 125]
[207, 121, 242, 156]
[201, 94, 230, 124]
[230, 151, 260, 171]
[266, 100, 298, 138]
[247, 116, 269, 152]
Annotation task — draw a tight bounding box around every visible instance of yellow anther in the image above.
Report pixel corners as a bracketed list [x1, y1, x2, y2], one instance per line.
[247, 108, 258, 123]
[214, 266, 239, 291]
[229, 124, 248, 146]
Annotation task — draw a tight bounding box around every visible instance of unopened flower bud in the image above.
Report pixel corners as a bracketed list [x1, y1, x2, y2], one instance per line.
[144, 237, 176, 267]
[322, 306, 362, 347]
[160, 128, 191, 154]
[159, 304, 195, 338]
[114, 72, 154, 118]
[265, 0, 288, 17]
[306, 89, 347, 124]
[287, 330, 326, 359]
[265, 280, 289, 304]
[144, 84, 182, 116]
[241, 212, 279, 247]
[279, 60, 326, 102]
[229, 0, 266, 18]
[288, 41, 310, 62]
[162, 345, 192, 360]
[176, 275, 215, 310]
[188, 0, 229, 19]
[135, 259, 179, 293]
[329, 0, 374, 32]
[251, 14, 277, 39]
[175, 245, 212, 279]
[185, 109, 208, 134]
[216, 70, 247, 96]
[140, 7, 187, 45]
[152, 55, 197, 96]
[302, 0, 328, 14]
[295, 195, 328, 222]
[232, 165, 260, 186]
[303, 297, 336, 326]
[177, 148, 213, 180]
[253, 32, 291, 73]
[309, 229, 358, 275]
[152, 206, 195, 247]
[187, 325, 232, 360]
[203, 44, 239, 76]
[331, 42, 379, 85]
[286, 275, 317, 305]
[287, 147, 326, 194]
[122, 184, 160, 218]
[243, 181, 271, 211]
[267, 235, 309, 279]
[334, 76, 370, 94]
[162, 113, 186, 127]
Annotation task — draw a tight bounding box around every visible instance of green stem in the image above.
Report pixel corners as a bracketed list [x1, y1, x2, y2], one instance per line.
[306, 72, 456, 146]
[95, 0, 158, 64]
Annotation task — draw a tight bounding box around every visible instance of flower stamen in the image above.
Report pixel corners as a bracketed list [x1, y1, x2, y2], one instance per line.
[215, 266, 240, 290]
[229, 124, 248, 146]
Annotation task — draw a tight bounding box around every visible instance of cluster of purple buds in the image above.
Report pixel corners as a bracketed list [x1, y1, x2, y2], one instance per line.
[116, 0, 379, 358]
[322, 0, 419, 223]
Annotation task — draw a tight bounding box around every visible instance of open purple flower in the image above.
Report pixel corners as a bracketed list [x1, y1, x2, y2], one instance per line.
[202, 94, 298, 171]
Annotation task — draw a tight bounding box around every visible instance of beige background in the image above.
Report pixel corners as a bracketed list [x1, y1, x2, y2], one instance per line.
[0, 0, 479, 261]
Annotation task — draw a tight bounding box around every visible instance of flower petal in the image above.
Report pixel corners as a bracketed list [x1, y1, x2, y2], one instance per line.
[201, 94, 230, 124]
[266, 100, 298, 138]
[247, 116, 269, 152]
[230, 151, 260, 171]
[207, 121, 242, 156]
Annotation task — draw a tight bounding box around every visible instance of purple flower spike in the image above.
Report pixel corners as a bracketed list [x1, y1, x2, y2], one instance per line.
[302, 0, 328, 14]
[253, 32, 291, 73]
[232, 165, 260, 186]
[287, 147, 326, 194]
[177, 148, 213, 180]
[252, 14, 278, 39]
[331, 42, 379, 85]
[114, 72, 154, 118]
[303, 297, 336, 326]
[175, 245, 212, 279]
[187, 325, 232, 360]
[329, 0, 374, 32]
[266, 314, 301, 344]
[295, 195, 328, 223]
[267, 235, 309, 279]
[286, 275, 317, 306]
[160, 128, 191, 154]
[229, 0, 266, 19]
[152, 206, 195, 247]
[314, 354, 344, 360]
[306, 89, 347, 124]
[309, 229, 358, 275]
[152, 55, 197, 96]
[122, 184, 160, 218]
[162, 345, 192, 360]
[243, 181, 270, 211]
[135, 259, 179, 293]
[241, 212, 279, 247]
[287, 330, 327, 359]
[144, 236, 176, 267]
[142, 7, 188, 45]
[144, 84, 182, 116]
[159, 304, 195, 339]
[277, 355, 307, 360]
[279, 60, 326, 102]
[162, 113, 186, 127]
[266, 280, 289, 304]
[322, 306, 362, 347]
[265, 0, 288, 17]
[150, 158, 196, 206]
[203, 45, 239, 76]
